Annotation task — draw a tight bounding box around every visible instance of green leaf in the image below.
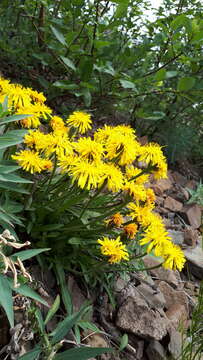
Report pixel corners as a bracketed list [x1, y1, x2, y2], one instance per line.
[171, 14, 189, 30]
[0, 164, 21, 174]
[119, 79, 136, 89]
[45, 294, 60, 325]
[51, 305, 89, 344]
[177, 77, 196, 91]
[191, 30, 203, 43]
[11, 248, 50, 262]
[166, 71, 178, 79]
[155, 69, 166, 81]
[19, 346, 41, 360]
[0, 173, 32, 183]
[0, 274, 14, 327]
[54, 347, 113, 360]
[0, 182, 30, 194]
[51, 26, 67, 46]
[119, 334, 128, 351]
[0, 114, 31, 126]
[55, 263, 73, 315]
[0, 130, 27, 149]
[35, 308, 45, 333]
[67, 237, 83, 244]
[60, 56, 76, 71]
[8, 280, 48, 307]
[53, 81, 79, 90]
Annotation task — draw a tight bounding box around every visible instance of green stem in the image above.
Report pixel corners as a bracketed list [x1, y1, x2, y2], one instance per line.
[79, 181, 107, 219]
[45, 154, 57, 193]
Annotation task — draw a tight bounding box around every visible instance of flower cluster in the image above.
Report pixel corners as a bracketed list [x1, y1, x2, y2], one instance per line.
[4, 78, 185, 272]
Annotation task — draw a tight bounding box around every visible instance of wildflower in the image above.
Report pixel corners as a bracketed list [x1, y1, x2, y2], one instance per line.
[12, 150, 51, 174]
[58, 153, 79, 172]
[123, 223, 138, 239]
[94, 125, 113, 144]
[105, 133, 141, 166]
[66, 111, 92, 134]
[99, 163, 123, 192]
[45, 130, 73, 157]
[138, 143, 165, 166]
[26, 88, 46, 104]
[125, 165, 149, 184]
[153, 159, 168, 179]
[17, 103, 52, 128]
[50, 116, 68, 133]
[145, 188, 156, 206]
[73, 137, 104, 163]
[69, 159, 102, 190]
[106, 213, 124, 227]
[98, 236, 129, 263]
[162, 242, 186, 271]
[123, 181, 147, 201]
[127, 202, 155, 227]
[24, 130, 54, 152]
[8, 84, 31, 109]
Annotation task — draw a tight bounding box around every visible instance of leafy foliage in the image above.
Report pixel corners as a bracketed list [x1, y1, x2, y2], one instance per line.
[0, 0, 202, 162]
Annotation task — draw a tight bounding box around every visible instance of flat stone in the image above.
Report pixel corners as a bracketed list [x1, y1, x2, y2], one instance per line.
[151, 178, 173, 196]
[158, 281, 189, 314]
[165, 303, 188, 330]
[146, 340, 167, 360]
[170, 171, 187, 186]
[136, 283, 166, 309]
[143, 255, 182, 289]
[183, 227, 199, 247]
[168, 328, 182, 359]
[164, 196, 183, 212]
[180, 204, 202, 229]
[168, 230, 185, 246]
[184, 244, 203, 279]
[116, 296, 168, 341]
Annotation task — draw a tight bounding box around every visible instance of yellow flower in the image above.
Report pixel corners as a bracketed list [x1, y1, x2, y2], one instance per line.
[45, 130, 73, 157]
[105, 213, 124, 227]
[50, 116, 68, 133]
[123, 181, 147, 201]
[7, 84, 31, 109]
[127, 202, 155, 227]
[145, 188, 156, 206]
[153, 159, 168, 179]
[69, 159, 102, 190]
[24, 130, 54, 152]
[26, 88, 46, 104]
[58, 153, 79, 173]
[123, 223, 138, 239]
[105, 133, 141, 166]
[125, 165, 149, 184]
[73, 137, 104, 163]
[138, 142, 165, 165]
[99, 163, 123, 192]
[12, 150, 52, 174]
[94, 125, 113, 144]
[66, 111, 92, 134]
[162, 242, 186, 271]
[17, 103, 52, 128]
[98, 236, 129, 263]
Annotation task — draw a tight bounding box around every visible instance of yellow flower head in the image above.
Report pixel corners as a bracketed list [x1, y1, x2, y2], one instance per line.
[105, 213, 124, 227]
[123, 223, 138, 239]
[145, 188, 156, 206]
[50, 116, 68, 133]
[99, 163, 123, 193]
[12, 150, 52, 174]
[162, 241, 186, 271]
[26, 88, 46, 104]
[24, 130, 54, 152]
[8, 84, 31, 109]
[125, 165, 149, 184]
[98, 236, 129, 263]
[138, 142, 165, 166]
[66, 111, 92, 134]
[45, 131, 73, 157]
[69, 159, 102, 190]
[73, 137, 104, 163]
[123, 181, 147, 201]
[106, 133, 141, 166]
[94, 125, 113, 144]
[17, 103, 52, 128]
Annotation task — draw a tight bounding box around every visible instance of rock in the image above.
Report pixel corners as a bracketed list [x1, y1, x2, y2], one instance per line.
[139, 135, 148, 145]
[116, 296, 168, 341]
[181, 187, 190, 201]
[184, 244, 203, 279]
[165, 303, 188, 330]
[183, 227, 199, 247]
[143, 256, 182, 289]
[146, 340, 167, 360]
[158, 281, 189, 314]
[168, 328, 182, 359]
[151, 178, 172, 196]
[168, 230, 185, 246]
[180, 204, 202, 229]
[67, 276, 90, 316]
[136, 283, 166, 309]
[170, 171, 187, 186]
[164, 196, 183, 212]
[185, 180, 197, 190]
